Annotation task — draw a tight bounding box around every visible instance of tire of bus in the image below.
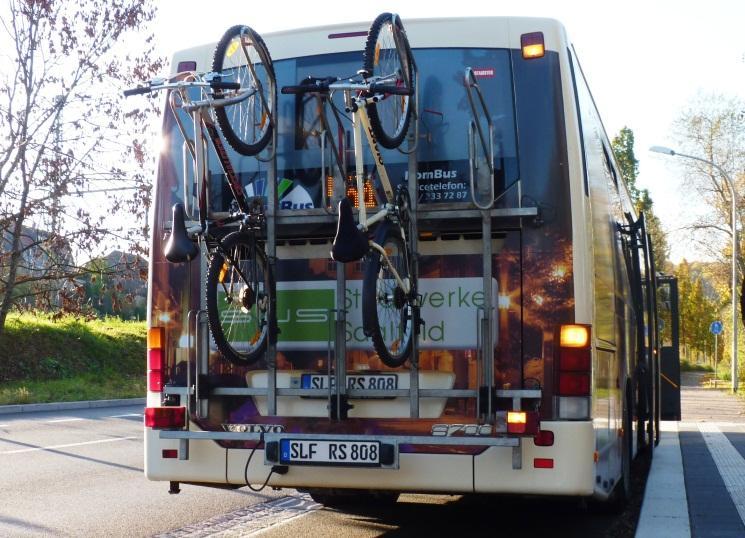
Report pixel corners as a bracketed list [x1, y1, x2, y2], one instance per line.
[362, 222, 414, 367]
[206, 232, 272, 365]
[362, 12, 414, 150]
[307, 489, 399, 508]
[212, 25, 276, 156]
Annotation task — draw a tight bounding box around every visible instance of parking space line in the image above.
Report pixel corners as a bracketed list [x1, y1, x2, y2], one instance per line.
[698, 422, 745, 525]
[46, 418, 85, 423]
[107, 413, 143, 418]
[0, 436, 139, 454]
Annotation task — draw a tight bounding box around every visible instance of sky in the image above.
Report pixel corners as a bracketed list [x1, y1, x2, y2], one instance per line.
[155, 0, 745, 264]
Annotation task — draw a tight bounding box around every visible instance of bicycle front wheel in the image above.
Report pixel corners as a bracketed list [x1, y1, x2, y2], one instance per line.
[363, 13, 414, 150]
[212, 25, 276, 156]
[362, 223, 414, 367]
[206, 232, 272, 366]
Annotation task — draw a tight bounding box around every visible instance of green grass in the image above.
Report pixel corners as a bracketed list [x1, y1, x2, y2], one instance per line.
[0, 374, 146, 405]
[0, 312, 146, 404]
[680, 360, 714, 373]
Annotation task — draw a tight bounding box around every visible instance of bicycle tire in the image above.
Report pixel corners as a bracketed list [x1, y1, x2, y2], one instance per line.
[362, 13, 414, 150]
[206, 231, 272, 365]
[212, 25, 276, 156]
[362, 222, 414, 367]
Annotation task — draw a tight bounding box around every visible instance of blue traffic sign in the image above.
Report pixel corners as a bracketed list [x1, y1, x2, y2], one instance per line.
[710, 321, 723, 335]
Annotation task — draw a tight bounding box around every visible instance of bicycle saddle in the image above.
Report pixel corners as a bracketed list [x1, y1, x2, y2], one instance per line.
[331, 197, 369, 263]
[164, 203, 200, 263]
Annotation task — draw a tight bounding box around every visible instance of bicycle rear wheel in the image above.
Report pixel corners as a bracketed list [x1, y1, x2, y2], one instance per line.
[362, 222, 414, 367]
[212, 25, 276, 156]
[363, 13, 414, 150]
[206, 231, 272, 366]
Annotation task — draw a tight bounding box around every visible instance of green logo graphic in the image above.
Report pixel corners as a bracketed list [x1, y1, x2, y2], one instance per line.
[276, 288, 335, 342]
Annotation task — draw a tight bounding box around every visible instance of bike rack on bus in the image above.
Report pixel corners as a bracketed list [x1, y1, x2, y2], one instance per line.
[161, 60, 546, 470]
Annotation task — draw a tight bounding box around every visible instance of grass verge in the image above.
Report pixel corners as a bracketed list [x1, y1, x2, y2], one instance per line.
[0, 374, 145, 405]
[0, 313, 146, 405]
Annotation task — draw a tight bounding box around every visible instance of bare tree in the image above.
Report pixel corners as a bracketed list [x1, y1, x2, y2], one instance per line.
[0, 0, 163, 336]
[673, 92, 745, 281]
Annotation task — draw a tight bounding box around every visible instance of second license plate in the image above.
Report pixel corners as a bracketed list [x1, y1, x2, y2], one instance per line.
[300, 373, 397, 391]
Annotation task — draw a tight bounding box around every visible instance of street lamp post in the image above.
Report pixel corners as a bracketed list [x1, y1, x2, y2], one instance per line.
[650, 145, 739, 392]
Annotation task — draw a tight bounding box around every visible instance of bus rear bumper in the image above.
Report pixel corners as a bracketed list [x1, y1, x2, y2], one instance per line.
[146, 421, 595, 496]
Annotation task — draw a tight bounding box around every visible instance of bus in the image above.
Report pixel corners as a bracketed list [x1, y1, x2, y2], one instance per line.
[144, 15, 663, 506]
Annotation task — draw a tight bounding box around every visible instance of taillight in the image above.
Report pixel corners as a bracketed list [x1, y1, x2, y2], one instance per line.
[148, 327, 165, 393]
[507, 411, 527, 434]
[534, 430, 555, 447]
[145, 407, 185, 429]
[556, 324, 591, 419]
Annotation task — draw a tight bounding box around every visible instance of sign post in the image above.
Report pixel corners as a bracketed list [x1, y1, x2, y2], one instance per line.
[710, 321, 723, 388]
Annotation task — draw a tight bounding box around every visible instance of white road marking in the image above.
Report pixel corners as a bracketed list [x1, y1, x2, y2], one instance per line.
[698, 422, 745, 525]
[46, 418, 85, 423]
[0, 436, 139, 454]
[0, 424, 9, 428]
[155, 493, 320, 537]
[106, 413, 142, 418]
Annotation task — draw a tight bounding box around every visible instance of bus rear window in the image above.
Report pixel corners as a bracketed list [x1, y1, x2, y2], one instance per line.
[181, 48, 519, 212]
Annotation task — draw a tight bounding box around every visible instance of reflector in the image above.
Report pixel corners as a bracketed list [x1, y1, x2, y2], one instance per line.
[534, 458, 554, 469]
[145, 407, 185, 429]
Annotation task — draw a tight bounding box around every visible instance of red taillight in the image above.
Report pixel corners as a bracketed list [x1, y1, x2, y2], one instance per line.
[534, 458, 554, 469]
[147, 327, 165, 393]
[558, 372, 590, 396]
[534, 430, 555, 447]
[162, 449, 178, 459]
[148, 370, 163, 392]
[148, 348, 164, 371]
[556, 324, 591, 397]
[507, 411, 527, 434]
[145, 407, 185, 429]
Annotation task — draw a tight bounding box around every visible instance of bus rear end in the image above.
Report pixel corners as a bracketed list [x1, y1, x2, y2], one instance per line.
[145, 16, 606, 501]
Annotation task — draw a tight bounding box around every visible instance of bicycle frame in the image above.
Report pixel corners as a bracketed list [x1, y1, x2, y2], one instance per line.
[345, 91, 411, 295]
[169, 84, 255, 228]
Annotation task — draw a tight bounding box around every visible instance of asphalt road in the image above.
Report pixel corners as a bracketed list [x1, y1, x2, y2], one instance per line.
[0, 404, 644, 537]
[0, 404, 284, 537]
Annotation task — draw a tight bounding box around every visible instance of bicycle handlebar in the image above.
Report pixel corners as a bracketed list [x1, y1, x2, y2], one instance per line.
[281, 76, 412, 96]
[281, 76, 335, 95]
[123, 86, 151, 97]
[123, 75, 241, 98]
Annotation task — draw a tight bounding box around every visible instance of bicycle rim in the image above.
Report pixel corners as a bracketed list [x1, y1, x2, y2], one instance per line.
[363, 13, 413, 149]
[212, 25, 275, 156]
[363, 227, 413, 366]
[206, 233, 270, 365]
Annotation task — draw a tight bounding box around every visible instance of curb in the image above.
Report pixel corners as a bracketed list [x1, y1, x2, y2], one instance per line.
[0, 398, 146, 415]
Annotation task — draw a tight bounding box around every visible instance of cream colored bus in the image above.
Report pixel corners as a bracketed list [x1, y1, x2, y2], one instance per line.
[143, 15, 661, 507]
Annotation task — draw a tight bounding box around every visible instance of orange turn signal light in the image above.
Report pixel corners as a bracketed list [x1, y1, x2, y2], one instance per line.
[147, 327, 164, 349]
[521, 32, 545, 59]
[507, 411, 527, 424]
[560, 325, 589, 348]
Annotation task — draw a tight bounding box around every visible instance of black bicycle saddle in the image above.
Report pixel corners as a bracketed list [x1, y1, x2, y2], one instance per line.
[331, 197, 369, 263]
[164, 203, 200, 263]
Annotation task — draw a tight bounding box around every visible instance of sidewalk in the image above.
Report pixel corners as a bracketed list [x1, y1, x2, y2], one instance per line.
[636, 372, 745, 537]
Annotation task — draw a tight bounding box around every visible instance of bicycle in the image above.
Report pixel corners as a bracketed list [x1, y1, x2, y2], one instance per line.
[124, 25, 276, 366]
[281, 13, 417, 367]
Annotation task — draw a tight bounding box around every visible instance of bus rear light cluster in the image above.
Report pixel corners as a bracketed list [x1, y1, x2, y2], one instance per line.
[556, 324, 591, 419]
[148, 327, 165, 393]
[145, 407, 185, 429]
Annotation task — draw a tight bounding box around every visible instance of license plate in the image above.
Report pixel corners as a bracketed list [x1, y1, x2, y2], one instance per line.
[300, 373, 397, 391]
[279, 439, 381, 467]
